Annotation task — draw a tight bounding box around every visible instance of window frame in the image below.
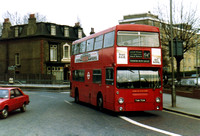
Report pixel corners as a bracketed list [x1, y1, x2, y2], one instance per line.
[73, 70, 85, 82]
[50, 45, 58, 61]
[117, 31, 159, 47]
[51, 25, 56, 36]
[86, 38, 94, 52]
[62, 43, 71, 62]
[15, 53, 20, 66]
[94, 35, 103, 50]
[64, 26, 69, 37]
[78, 29, 82, 39]
[80, 41, 86, 53]
[93, 69, 102, 83]
[103, 31, 115, 48]
[106, 68, 114, 85]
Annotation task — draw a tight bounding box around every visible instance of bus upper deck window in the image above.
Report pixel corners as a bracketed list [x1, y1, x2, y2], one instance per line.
[117, 31, 159, 47]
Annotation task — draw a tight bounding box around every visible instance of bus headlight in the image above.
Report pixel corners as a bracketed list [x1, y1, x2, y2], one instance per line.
[118, 97, 124, 104]
[156, 97, 161, 103]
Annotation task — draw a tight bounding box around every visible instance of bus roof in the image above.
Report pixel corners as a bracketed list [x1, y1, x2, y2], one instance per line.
[72, 24, 159, 45]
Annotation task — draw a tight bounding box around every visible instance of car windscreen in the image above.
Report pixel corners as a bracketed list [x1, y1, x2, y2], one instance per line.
[0, 89, 9, 98]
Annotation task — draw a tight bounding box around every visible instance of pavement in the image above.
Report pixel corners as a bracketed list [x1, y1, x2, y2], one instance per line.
[163, 93, 200, 118]
[0, 83, 199, 118]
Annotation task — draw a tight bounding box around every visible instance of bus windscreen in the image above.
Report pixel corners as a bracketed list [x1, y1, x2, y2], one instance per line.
[117, 68, 161, 89]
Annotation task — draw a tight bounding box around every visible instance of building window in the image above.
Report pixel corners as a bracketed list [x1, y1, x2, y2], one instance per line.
[51, 25, 56, 35]
[50, 45, 57, 61]
[15, 53, 20, 66]
[62, 43, 71, 62]
[64, 46, 69, 58]
[64, 27, 69, 37]
[78, 29, 82, 39]
[152, 21, 155, 26]
[15, 27, 19, 37]
[188, 58, 191, 63]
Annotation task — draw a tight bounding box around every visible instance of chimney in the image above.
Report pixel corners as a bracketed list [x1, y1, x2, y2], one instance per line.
[75, 22, 80, 27]
[90, 27, 95, 35]
[27, 14, 37, 35]
[28, 14, 36, 24]
[2, 18, 11, 38]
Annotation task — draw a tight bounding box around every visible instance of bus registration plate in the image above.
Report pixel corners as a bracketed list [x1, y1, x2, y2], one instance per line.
[135, 99, 146, 102]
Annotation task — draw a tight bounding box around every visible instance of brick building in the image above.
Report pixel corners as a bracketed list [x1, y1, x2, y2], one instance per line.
[0, 14, 85, 82]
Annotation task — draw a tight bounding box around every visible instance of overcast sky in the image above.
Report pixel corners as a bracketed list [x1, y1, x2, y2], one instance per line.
[1, 0, 199, 36]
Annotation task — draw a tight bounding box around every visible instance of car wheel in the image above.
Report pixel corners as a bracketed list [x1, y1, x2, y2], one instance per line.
[97, 94, 103, 111]
[1, 108, 8, 119]
[20, 103, 26, 112]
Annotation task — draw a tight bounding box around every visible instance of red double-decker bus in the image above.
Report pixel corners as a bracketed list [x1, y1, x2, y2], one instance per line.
[70, 24, 163, 112]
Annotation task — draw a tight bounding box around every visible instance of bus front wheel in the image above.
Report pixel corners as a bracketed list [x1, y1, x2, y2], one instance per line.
[97, 94, 103, 111]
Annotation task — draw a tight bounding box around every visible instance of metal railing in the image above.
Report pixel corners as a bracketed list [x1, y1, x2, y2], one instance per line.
[0, 73, 69, 85]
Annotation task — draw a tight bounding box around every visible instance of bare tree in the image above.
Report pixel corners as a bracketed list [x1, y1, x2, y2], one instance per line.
[2, 11, 47, 25]
[2, 11, 22, 25]
[155, 1, 200, 80]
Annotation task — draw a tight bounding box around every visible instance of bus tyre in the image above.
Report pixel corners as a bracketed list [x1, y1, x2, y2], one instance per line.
[97, 94, 103, 111]
[75, 90, 79, 103]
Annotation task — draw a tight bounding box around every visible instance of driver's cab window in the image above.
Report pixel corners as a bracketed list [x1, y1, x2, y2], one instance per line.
[106, 68, 114, 85]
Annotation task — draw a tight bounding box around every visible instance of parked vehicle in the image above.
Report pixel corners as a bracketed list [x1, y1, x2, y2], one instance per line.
[0, 87, 30, 119]
[180, 74, 200, 86]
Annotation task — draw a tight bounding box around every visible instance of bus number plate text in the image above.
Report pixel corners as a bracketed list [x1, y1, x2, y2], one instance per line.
[135, 99, 146, 102]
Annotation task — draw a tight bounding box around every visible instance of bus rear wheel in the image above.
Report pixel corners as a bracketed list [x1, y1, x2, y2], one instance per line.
[97, 94, 103, 111]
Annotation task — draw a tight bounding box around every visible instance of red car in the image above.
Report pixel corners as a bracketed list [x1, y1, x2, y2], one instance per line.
[0, 87, 30, 119]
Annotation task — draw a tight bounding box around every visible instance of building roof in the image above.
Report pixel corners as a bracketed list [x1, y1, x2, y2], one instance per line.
[0, 14, 85, 41]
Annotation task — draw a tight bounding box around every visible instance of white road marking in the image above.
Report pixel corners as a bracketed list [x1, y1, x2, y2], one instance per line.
[119, 116, 182, 136]
[60, 92, 70, 94]
[64, 100, 72, 105]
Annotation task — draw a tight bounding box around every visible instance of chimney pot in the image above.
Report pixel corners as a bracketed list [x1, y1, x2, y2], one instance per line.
[30, 14, 35, 18]
[90, 27, 95, 35]
[4, 18, 10, 23]
[75, 22, 80, 27]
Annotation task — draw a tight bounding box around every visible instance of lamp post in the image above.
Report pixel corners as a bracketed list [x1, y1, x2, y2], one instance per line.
[170, 0, 176, 107]
[196, 41, 199, 86]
